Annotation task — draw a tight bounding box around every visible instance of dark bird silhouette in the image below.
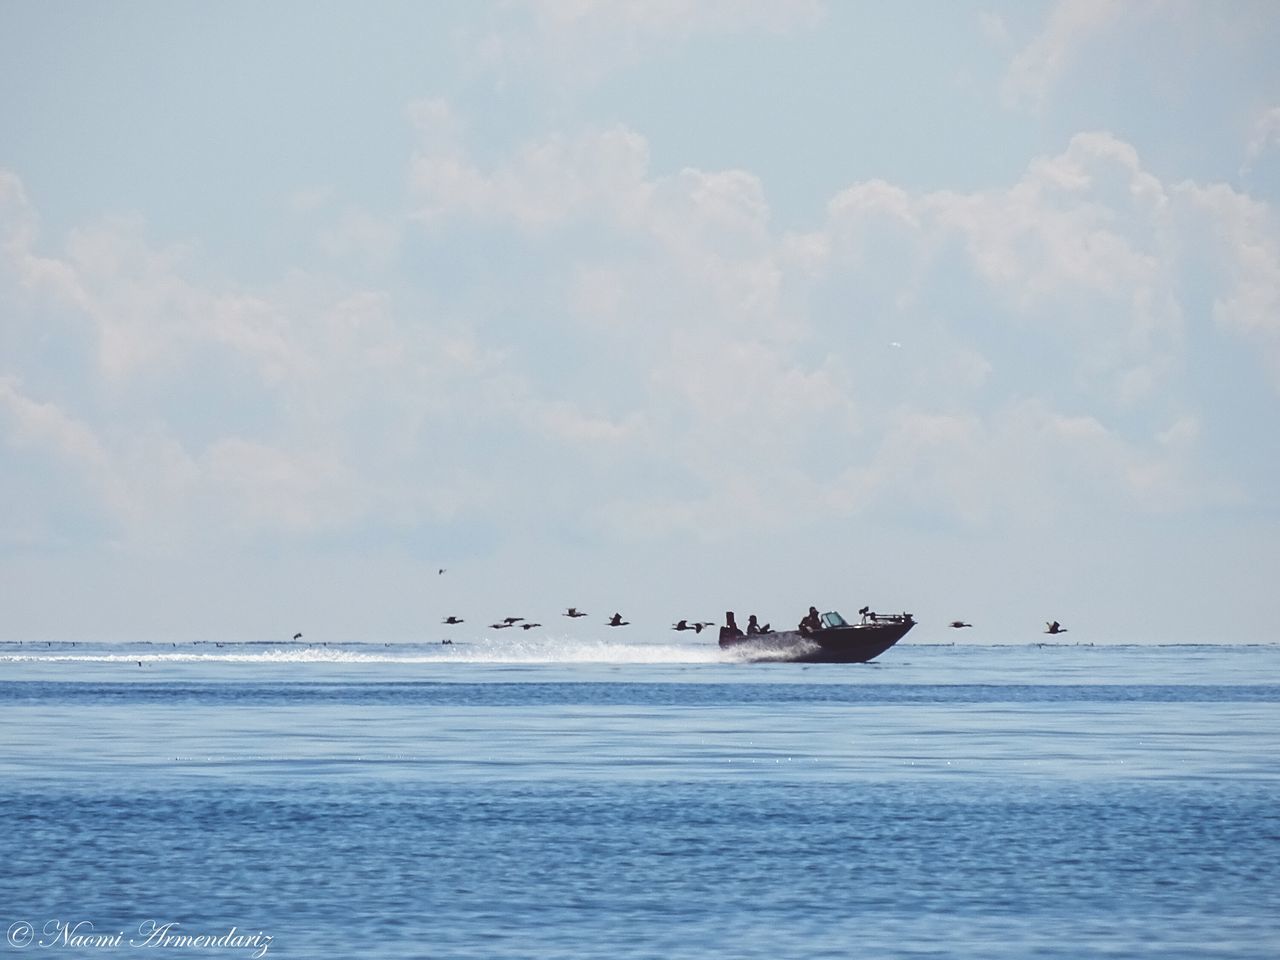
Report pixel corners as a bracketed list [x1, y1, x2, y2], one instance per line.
[563, 607, 588, 618]
[441, 639, 453, 645]
[292, 633, 303, 640]
[1045, 621, 1068, 635]
[490, 622, 513, 630]
[502, 616, 525, 625]
[607, 613, 630, 627]
[520, 623, 542, 630]
[438, 568, 446, 575]
[442, 616, 464, 625]
[949, 621, 972, 629]
[137, 661, 142, 668]
[672, 620, 714, 634]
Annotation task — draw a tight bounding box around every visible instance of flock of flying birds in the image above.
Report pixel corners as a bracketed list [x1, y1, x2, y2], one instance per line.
[948, 619, 1068, 634]
[419, 567, 1072, 640]
[440, 608, 640, 632]
[425, 609, 1070, 639]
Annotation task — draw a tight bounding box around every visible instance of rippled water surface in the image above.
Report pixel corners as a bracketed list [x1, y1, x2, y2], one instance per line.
[2, 639, 1278, 958]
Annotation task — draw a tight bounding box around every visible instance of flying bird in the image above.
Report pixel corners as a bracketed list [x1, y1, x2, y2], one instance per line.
[502, 616, 525, 625]
[441, 639, 453, 645]
[672, 620, 714, 634]
[607, 613, 630, 627]
[949, 621, 972, 629]
[438, 568, 446, 575]
[1045, 621, 1068, 635]
[292, 632, 303, 640]
[520, 622, 542, 630]
[442, 616, 464, 625]
[563, 607, 587, 618]
[490, 622, 513, 630]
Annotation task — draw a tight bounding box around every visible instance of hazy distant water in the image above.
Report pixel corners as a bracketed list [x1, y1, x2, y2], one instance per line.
[2, 639, 1278, 959]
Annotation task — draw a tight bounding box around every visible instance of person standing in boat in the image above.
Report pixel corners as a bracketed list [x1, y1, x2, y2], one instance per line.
[720, 611, 744, 643]
[798, 606, 821, 636]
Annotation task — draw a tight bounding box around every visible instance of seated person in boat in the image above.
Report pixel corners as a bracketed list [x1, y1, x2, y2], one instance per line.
[798, 606, 821, 635]
[747, 614, 771, 635]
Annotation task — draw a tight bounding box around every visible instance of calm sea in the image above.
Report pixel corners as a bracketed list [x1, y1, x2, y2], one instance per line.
[2, 638, 1278, 959]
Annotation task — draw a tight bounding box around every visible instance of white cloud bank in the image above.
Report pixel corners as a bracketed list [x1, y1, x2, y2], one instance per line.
[2, 115, 1277, 565]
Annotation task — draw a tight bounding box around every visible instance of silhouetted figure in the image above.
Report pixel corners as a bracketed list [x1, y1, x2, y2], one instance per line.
[438, 568, 446, 575]
[137, 661, 142, 668]
[949, 621, 972, 629]
[293, 633, 303, 640]
[564, 607, 587, 618]
[799, 606, 821, 636]
[1045, 621, 1068, 635]
[607, 613, 630, 627]
[672, 619, 691, 631]
[747, 614, 771, 636]
[442, 616, 464, 625]
[441, 639, 453, 645]
[502, 616, 525, 625]
[520, 623, 542, 630]
[720, 611, 744, 642]
[490, 622, 513, 630]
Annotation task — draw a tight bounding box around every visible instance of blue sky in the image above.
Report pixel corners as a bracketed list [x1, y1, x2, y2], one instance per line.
[1, 1, 1278, 643]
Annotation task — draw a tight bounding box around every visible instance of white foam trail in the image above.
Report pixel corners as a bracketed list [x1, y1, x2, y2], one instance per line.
[1, 636, 730, 665]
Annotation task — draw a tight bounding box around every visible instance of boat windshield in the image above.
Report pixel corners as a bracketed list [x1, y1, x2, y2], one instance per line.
[820, 611, 848, 628]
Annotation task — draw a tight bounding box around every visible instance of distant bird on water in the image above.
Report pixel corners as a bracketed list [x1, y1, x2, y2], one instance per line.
[949, 621, 972, 629]
[1045, 621, 1068, 635]
[441, 639, 453, 645]
[607, 613, 630, 627]
[442, 616, 464, 625]
[563, 607, 587, 618]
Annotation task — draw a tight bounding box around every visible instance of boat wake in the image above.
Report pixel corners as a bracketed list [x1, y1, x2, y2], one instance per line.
[0, 636, 729, 666]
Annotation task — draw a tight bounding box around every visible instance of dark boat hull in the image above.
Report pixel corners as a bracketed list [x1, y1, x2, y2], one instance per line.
[719, 620, 914, 663]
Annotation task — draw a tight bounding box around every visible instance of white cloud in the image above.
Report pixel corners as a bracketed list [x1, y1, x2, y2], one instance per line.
[397, 111, 1279, 537]
[461, 0, 824, 85]
[2, 108, 1275, 557]
[1180, 180, 1280, 378]
[316, 209, 401, 270]
[0, 375, 107, 469]
[409, 106, 651, 230]
[1242, 105, 1280, 176]
[1001, 0, 1139, 111]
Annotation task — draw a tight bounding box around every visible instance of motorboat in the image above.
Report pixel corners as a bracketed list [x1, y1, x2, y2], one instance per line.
[719, 609, 914, 663]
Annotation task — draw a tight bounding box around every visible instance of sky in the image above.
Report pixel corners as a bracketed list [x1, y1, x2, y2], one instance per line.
[1, 1, 1278, 644]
